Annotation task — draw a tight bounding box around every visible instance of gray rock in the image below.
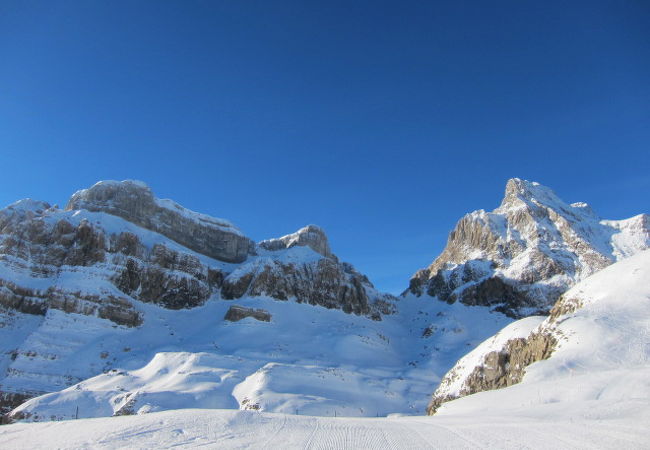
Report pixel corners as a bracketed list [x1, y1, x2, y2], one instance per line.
[220, 253, 395, 319]
[1, 391, 40, 422]
[406, 178, 649, 317]
[224, 305, 271, 322]
[259, 225, 332, 258]
[427, 330, 557, 415]
[66, 180, 255, 263]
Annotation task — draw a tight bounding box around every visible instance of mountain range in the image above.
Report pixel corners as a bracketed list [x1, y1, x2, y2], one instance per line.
[0, 178, 647, 425]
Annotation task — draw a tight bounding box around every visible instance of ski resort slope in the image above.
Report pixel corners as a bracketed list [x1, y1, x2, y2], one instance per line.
[5, 250, 649, 448]
[0, 406, 647, 449]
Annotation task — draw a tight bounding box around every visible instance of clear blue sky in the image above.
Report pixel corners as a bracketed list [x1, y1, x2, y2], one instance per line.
[1, 1, 648, 294]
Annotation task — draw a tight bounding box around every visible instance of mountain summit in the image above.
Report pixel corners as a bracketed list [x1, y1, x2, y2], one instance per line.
[406, 178, 649, 317]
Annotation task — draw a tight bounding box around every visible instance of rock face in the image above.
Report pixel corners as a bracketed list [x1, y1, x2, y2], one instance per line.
[224, 305, 271, 322]
[427, 323, 556, 414]
[221, 257, 393, 319]
[0, 180, 396, 418]
[66, 180, 255, 263]
[407, 178, 649, 317]
[259, 225, 332, 258]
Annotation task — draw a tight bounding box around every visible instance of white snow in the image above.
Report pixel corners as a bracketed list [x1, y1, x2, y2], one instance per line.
[4, 286, 513, 421]
[0, 406, 647, 449]
[434, 250, 650, 424]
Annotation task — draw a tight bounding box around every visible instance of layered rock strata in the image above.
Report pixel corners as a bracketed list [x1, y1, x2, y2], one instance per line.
[66, 180, 254, 263]
[0, 180, 395, 417]
[407, 178, 649, 317]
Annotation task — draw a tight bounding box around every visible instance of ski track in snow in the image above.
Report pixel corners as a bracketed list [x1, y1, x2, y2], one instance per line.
[1, 408, 647, 449]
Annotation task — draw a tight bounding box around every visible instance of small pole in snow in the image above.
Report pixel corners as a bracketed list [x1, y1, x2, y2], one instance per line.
[75, 406, 79, 420]
[334, 410, 337, 418]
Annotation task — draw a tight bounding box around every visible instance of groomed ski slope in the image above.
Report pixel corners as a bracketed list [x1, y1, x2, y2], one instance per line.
[0, 405, 647, 449]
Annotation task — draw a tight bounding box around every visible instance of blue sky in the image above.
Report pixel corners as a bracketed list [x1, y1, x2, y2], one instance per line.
[1, 1, 648, 293]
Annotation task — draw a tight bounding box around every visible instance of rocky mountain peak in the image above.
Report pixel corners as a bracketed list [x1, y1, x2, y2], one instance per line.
[406, 178, 649, 317]
[499, 178, 564, 211]
[259, 224, 332, 258]
[66, 180, 254, 263]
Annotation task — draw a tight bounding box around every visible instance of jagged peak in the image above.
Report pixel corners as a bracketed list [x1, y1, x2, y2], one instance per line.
[94, 179, 150, 189]
[259, 224, 332, 257]
[499, 179, 610, 224]
[499, 178, 565, 210]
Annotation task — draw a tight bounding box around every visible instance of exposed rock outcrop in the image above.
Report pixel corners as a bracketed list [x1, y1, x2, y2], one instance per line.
[259, 225, 332, 258]
[221, 252, 395, 319]
[427, 328, 556, 414]
[66, 180, 255, 263]
[1, 391, 37, 419]
[407, 178, 649, 317]
[224, 305, 271, 322]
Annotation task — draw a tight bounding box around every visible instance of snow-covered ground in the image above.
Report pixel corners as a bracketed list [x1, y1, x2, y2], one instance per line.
[1, 405, 647, 449]
[5, 291, 511, 420]
[3, 252, 649, 449]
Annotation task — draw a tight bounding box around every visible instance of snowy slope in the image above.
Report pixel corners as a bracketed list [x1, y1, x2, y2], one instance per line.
[1, 406, 648, 449]
[5, 290, 513, 420]
[430, 249, 650, 417]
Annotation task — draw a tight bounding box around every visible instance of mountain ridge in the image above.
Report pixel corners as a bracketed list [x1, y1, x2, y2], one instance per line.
[406, 177, 649, 317]
[0, 177, 647, 422]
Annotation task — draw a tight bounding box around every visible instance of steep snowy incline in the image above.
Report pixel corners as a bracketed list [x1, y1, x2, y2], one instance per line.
[407, 178, 649, 317]
[429, 249, 650, 416]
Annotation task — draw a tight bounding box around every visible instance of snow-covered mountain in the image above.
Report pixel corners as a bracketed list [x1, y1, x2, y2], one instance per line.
[0, 180, 395, 416]
[428, 249, 650, 416]
[0, 178, 647, 426]
[5, 247, 650, 448]
[406, 178, 649, 318]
